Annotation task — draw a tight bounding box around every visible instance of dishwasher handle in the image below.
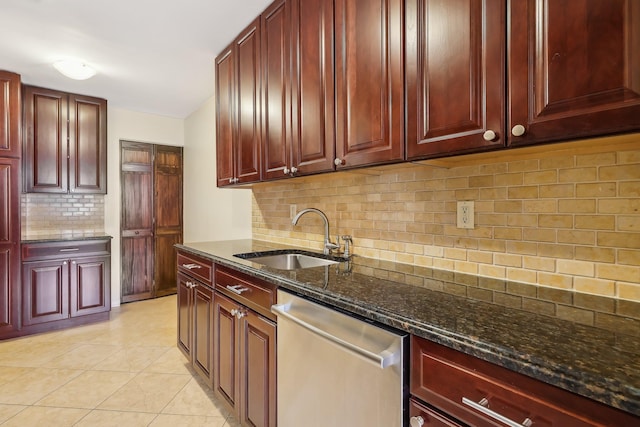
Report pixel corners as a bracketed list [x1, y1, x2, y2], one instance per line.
[271, 303, 399, 369]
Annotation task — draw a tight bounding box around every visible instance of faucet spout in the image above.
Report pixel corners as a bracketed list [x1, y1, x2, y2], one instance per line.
[292, 208, 339, 255]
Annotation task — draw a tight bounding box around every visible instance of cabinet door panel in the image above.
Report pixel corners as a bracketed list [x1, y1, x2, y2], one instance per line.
[22, 86, 68, 193]
[70, 256, 110, 317]
[214, 292, 239, 410]
[241, 311, 276, 427]
[216, 46, 236, 187]
[0, 71, 20, 158]
[236, 18, 262, 184]
[406, 0, 505, 159]
[262, 0, 291, 180]
[335, 0, 404, 168]
[120, 235, 153, 302]
[193, 283, 214, 383]
[68, 95, 107, 193]
[509, 0, 640, 145]
[177, 273, 193, 357]
[291, 0, 336, 175]
[22, 260, 69, 325]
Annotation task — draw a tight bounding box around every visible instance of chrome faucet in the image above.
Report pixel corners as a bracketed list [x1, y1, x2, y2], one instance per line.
[292, 208, 340, 255]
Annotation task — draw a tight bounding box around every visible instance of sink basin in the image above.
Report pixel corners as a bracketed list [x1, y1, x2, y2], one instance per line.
[234, 250, 344, 270]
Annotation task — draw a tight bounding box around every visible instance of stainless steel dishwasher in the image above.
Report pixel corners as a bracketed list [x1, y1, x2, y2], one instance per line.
[271, 289, 408, 427]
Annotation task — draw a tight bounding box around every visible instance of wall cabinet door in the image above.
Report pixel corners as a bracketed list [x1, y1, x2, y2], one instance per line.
[334, 0, 404, 168]
[68, 94, 107, 193]
[22, 259, 69, 326]
[406, 0, 505, 159]
[216, 18, 263, 187]
[0, 71, 21, 158]
[70, 255, 110, 317]
[22, 86, 106, 194]
[508, 0, 640, 146]
[0, 158, 20, 337]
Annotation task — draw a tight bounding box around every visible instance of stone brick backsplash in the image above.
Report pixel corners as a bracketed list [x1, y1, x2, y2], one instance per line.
[21, 193, 105, 236]
[252, 135, 640, 302]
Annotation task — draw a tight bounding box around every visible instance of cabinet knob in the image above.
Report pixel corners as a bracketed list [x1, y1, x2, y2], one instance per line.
[283, 167, 290, 175]
[290, 166, 298, 174]
[511, 124, 526, 137]
[410, 416, 424, 427]
[334, 158, 345, 166]
[230, 309, 238, 317]
[236, 310, 246, 320]
[483, 130, 497, 141]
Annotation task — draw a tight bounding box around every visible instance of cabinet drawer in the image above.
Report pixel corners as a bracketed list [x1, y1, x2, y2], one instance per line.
[22, 239, 110, 261]
[410, 398, 463, 427]
[215, 265, 276, 320]
[177, 251, 213, 285]
[411, 336, 637, 427]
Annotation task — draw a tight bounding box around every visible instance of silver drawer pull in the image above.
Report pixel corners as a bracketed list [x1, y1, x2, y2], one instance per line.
[182, 263, 201, 270]
[59, 248, 80, 252]
[462, 397, 533, 427]
[226, 285, 249, 295]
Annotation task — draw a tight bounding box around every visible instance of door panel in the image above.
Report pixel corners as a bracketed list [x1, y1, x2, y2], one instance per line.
[509, 0, 640, 145]
[406, 0, 505, 159]
[0, 71, 20, 158]
[68, 95, 107, 193]
[216, 47, 236, 187]
[22, 260, 69, 325]
[177, 273, 193, 357]
[214, 292, 239, 410]
[334, 0, 404, 167]
[291, 0, 336, 175]
[22, 86, 68, 193]
[70, 256, 110, 317]
[193, 283, 214, 383]
[120, 234, 153, 302]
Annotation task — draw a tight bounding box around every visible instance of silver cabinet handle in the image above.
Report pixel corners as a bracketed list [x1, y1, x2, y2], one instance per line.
[334, 158, 344, 166]
[409, 416, 424, 427]
[462, 397, 533, 427]
[186, 281, 196, 289]
[230, 309, 238, 316]
[59, 248, 80, 252]
[182, 263, 201, 270]
[226, 285, 249, 295]
[271, 303, 398, 369]
[283, 167, 290, 175]
[290, 166, 298, 174]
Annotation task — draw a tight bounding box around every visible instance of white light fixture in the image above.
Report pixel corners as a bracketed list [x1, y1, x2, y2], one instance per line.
[53, 60, 96, 80]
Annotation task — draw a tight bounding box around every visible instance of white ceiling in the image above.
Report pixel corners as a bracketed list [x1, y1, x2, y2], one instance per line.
[0, 0, 271, 118]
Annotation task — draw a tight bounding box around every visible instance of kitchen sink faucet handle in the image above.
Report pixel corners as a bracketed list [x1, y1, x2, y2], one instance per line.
[341, 235, 353, 258]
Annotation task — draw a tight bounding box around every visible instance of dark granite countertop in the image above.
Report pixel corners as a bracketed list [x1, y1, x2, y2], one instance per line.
[177, 239, 640, 417]
[21, 231, 113, 243]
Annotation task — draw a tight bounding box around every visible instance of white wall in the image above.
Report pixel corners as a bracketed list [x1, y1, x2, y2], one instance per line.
[106, 99, 252, 307]
[183, 96, 252, 243]
[106, 108, 184, 307]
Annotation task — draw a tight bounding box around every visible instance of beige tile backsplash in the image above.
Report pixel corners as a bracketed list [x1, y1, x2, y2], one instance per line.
[21, 194, 105, 237]
[252, 136, 640, 302]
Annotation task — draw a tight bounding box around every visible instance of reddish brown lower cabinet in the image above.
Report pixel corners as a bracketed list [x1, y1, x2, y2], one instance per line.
[410, 398, 463, 427]
[177, 272, 214, 383]
[411, 336, 639, 427]
[177, 250, 214, 383]
[213, 266, 276, 427]
[20, 239, 111, 335]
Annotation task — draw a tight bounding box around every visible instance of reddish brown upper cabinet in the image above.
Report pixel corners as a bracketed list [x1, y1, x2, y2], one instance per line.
[261, 0, 336, 181]
[508, 0, 640, 146]
[0, 70, 21, 340]
[216, 17, 262, 187]
[334, 0, 405, 168]
[406, 0, 506, 160]
[22, 85, 107, 194]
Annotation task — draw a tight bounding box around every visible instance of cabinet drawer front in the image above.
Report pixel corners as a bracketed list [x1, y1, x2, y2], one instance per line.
[177, 252, 213, 285]
[22, 240, 110, 261]
[410, 398, 463, 427]
[411, 337, 636, 427]
[215, 266, 275, 318]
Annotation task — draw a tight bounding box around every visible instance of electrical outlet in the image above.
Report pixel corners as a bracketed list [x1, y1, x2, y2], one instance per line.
[457, 201, 474, 229]
[290, 204, 297, 219]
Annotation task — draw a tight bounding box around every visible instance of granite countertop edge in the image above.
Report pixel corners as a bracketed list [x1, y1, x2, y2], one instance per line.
[177, 240, 639, 417]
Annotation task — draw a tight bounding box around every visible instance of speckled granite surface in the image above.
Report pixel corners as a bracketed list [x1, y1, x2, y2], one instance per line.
[21, 231, 113, 243]
[177, 239, 640, 417]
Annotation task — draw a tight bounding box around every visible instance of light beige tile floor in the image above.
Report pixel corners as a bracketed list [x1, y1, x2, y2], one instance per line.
[0, 295, 240, 426]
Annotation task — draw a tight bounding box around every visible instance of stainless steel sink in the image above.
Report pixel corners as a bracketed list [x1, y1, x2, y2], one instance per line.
[234, 250, 344, 270]
[245, 253, 338, 270]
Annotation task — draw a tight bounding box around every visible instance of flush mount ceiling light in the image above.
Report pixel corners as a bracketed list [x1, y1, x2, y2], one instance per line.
[53, 60, 96, 80]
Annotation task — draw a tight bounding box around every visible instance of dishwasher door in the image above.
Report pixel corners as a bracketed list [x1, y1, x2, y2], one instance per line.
[272, 290, 408, 427]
